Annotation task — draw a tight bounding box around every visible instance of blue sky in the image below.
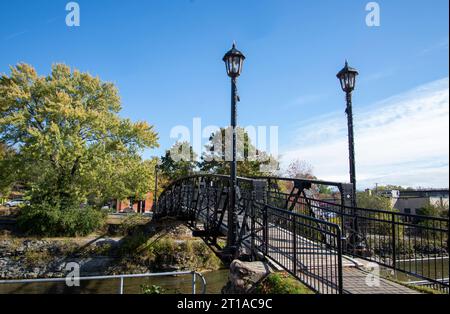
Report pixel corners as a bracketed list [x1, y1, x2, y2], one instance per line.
[0, 0, 448, 188]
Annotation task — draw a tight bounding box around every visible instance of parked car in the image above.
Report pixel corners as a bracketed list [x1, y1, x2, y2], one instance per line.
[4, 199, 29, 208]
[121, 207, 135, 214]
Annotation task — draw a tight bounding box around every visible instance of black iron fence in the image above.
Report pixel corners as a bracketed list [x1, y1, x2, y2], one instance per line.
[262, 181, 449, 292]
[155, 174, 345, 294]
[156, 174, 449, 294]
[347, 204, 448, 290]
[248, 202, 343, 294]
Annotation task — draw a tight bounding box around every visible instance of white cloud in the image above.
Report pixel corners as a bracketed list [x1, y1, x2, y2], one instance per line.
[281, 94, 327, 110]
[418, 38, 449, 56]
[282, 78, 449, 189]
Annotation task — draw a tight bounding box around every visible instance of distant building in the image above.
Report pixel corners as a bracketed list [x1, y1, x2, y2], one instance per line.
[377, 189, 449, 215]
[377, 190, 401, 209]
[113, 192, 154, 213]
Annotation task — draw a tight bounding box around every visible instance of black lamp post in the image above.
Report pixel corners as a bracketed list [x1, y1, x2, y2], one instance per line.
[223, 42, 246, 251]
[337, 61, 359, 208]
[154, 160, 162, 212]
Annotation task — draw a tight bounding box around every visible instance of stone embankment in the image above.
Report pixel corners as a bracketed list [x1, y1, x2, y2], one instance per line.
[0, 220, 223, 280]
[0, 238, 119, 279]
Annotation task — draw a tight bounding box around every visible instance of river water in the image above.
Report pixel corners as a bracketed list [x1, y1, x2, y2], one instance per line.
[0, 270, 230, 294]
[382, 257, 449, 282]
[1, 259, 447, 294]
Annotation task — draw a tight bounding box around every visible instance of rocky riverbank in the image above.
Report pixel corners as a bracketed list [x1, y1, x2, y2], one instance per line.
[0, 219, 223, 280]
[107, 219, 223, 274]
[0, 238, 119, 279]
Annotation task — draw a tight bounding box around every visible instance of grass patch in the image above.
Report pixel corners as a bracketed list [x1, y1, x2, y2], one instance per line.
[216, 239, 227, 250]
[379, 273, 445, 295]
[405, 284, 445, 295]
[255, 272, 315, 294]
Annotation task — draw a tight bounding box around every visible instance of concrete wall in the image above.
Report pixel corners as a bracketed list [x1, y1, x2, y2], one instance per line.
[394, 198, 427, 215]
[394, 196, 449, 215]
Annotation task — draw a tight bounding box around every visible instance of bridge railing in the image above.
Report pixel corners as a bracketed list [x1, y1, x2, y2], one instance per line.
[248, 201, 343, 294]
[155, 174, 346, 294]
[156, 175, 449, 293]
[341, 203, 448, 290]
[0, 271, 207, 294]
[272, 193, 449, 292]
[257, 176, 355, 239]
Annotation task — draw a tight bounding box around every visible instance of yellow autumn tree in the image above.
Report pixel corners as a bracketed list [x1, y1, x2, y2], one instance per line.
[0, 64, 159, 235]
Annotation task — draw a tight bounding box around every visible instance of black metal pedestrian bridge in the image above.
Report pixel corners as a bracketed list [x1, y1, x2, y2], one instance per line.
[154, 174, 449, 294]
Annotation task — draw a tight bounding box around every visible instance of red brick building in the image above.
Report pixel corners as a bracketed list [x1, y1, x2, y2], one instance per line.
[113, 192, 154, 213]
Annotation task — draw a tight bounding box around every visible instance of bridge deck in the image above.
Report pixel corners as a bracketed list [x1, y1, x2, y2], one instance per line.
[259, 226, 420, 294]
[208, 215, 421, 294]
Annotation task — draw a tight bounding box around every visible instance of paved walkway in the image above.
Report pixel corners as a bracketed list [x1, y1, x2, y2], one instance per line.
[253, 223, 421, 294]
[342, 267, 420, 294]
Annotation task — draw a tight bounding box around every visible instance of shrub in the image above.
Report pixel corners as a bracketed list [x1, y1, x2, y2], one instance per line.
[414, 242, 448, 255]
[141, 284, 165, 294]
[17, 203, 62, 236]
[18, 203, 106, 237]
[60, 207, 106, 236]
[371, 238, 414, 257]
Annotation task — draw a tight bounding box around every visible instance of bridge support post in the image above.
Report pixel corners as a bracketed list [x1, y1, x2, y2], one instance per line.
[391, 212, 397, 272]
[293, 216, 297, 274]
[251, 180, 267, 261]
[341, 183, 365, 256]
[263, 206, 268, 256]
[341, 184, 355, 253]
[250, 198, 256, 261]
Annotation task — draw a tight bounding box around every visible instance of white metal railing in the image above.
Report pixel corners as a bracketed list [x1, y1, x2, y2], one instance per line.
[0, 271, 207, 294]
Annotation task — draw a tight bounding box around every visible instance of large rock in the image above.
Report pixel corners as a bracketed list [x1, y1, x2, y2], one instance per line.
[222, 260, 271, 294]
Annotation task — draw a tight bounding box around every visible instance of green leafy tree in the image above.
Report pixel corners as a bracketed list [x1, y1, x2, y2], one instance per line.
[199, 127, 278, 177]
[415, 201, 449, 241]
[0, 64, 159, 235]
[375, 185, 415, 191]
[159, 141, 197, 182]
[416, 201, 449, 218]
[357, 192, 393, 211]
[356, 191, 402, 236]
